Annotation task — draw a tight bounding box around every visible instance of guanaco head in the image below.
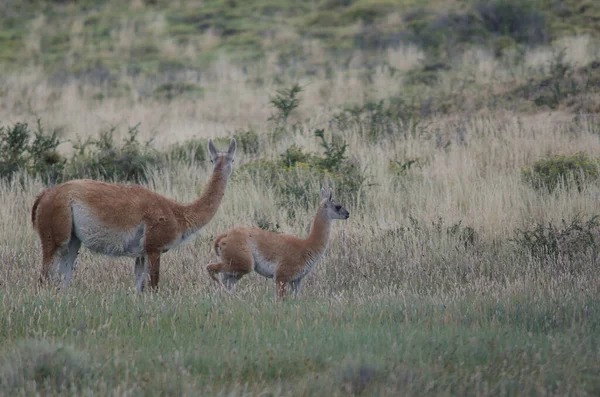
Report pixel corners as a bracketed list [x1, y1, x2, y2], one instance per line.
[208, 138, 237, 176]
[320, 187, 350, 220]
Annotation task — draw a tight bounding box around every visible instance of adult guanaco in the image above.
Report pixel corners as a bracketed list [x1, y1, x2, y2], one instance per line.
[206, 187, 349, 299]
[31, 138, 237, 293]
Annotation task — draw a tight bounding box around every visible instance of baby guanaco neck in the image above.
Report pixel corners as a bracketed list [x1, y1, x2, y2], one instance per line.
[182, 160, 230, 231]
[304, 206, 332, 254]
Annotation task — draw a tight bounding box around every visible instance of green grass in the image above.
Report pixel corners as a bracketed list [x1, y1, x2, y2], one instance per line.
[2, 289, 599, 395]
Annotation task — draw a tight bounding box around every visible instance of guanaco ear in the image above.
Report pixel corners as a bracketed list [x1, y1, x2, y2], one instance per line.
[328, 189, 333, 202]
[320, 187, 328, 201]
[208, 139, 218, 160]
[227, 138, 237, 157]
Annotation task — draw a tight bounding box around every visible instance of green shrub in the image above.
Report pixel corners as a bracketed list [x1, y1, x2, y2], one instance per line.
[333, 99, 423, 141]
[0, 339, 95, 393]
[236, 129, 365, 218]
[314, 128, 346, 171]
[521, 152, 599, 192]
[234, 129, 260, 155]
[474, 0, 547, 45]
[167, 138, 208, 164]
[153, 82, 205, 101]
[0, 120, 63, 183]
[66, 124, 162, 183]
[512, 215, 600, 263]
[334, 100, 396, 141]
[503, 57, 600, 110]
[378, 216, 478, 250]
[280, 143, 311, 167]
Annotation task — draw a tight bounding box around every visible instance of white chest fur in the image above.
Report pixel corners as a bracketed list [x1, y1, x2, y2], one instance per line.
[251, 245, 277, 279]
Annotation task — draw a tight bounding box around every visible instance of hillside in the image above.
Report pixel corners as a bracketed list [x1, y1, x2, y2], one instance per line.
[1, 0, 599, 77]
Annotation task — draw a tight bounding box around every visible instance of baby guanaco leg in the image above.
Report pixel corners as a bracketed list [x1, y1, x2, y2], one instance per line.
[206, 241, 253, 290]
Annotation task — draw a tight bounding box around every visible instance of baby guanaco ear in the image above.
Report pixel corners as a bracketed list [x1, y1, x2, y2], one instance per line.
[227, 138, 237, 157]
[320, 187, 328, 201]
[208, 139, 218, 159]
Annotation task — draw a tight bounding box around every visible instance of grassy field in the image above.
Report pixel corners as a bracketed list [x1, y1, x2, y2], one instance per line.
[2, 0, 600, 395]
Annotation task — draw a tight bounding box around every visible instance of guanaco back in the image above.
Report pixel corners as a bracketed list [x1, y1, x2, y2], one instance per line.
[31, 139, 237, 293]
[206, 187, 349, 299]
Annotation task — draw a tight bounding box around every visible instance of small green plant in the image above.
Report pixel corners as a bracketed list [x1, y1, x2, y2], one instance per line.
[268, 83, 302, 125]
[314, 128, 346, 172]
[521, 152, 599, 192]
[280, 144, 311, 167]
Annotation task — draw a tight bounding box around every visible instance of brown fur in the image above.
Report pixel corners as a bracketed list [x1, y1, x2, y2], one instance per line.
[207, 187, 349, 300]
[32, 139, 237, 293]
[31, 190, 46, 227]
[213, 233, 228, 257]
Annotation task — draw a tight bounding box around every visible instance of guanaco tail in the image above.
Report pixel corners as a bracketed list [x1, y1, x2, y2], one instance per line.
[31, 138, 237, 293]
[207, 187, 349, 299]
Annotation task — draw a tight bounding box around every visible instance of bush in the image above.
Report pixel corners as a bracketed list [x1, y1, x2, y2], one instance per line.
[502, 57, 600, 111]
[0, 120, 63, 183]
[521, 152, 599, 192]
[377, 216, 478, 251]
[332, 99, 424, 141]
[236, 129, 365, 218]
[474, 0, 547, 46]
[66, 124, 163, 183]
[167, 138, 208, 164]
[234, 129, 260, 155]
[512, 215, 600, 264]
[153, 82, 205, 101]
[0, 339, 95, 393]
[0, 118, 248, 185]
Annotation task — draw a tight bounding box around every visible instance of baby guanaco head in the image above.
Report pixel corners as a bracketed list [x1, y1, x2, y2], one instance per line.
[208, 138, 237, 176]
[320, 187, 350, 220]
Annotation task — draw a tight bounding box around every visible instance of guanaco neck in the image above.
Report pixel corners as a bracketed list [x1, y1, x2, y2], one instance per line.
[304, 206, 332, 255]
[182, 164, 230, 231]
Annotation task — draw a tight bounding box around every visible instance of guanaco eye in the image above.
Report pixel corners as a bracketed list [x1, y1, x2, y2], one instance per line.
[335, 205, 342, 210]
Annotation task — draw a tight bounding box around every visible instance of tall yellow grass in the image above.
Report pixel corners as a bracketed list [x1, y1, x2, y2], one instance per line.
[0, 36, 599, 303]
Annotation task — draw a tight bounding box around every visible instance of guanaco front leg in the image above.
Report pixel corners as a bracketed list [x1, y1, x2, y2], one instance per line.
[146, 252, 161, 291]
[206, 263, 223, 283]
[274, 266, 291, 300]
[275, 279, 287, 300]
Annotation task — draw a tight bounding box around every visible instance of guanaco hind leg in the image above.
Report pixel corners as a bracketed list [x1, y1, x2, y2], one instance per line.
[290, 278, 303, 298]
[207, 237, 253, 289]
[134, 256, 146, 294]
